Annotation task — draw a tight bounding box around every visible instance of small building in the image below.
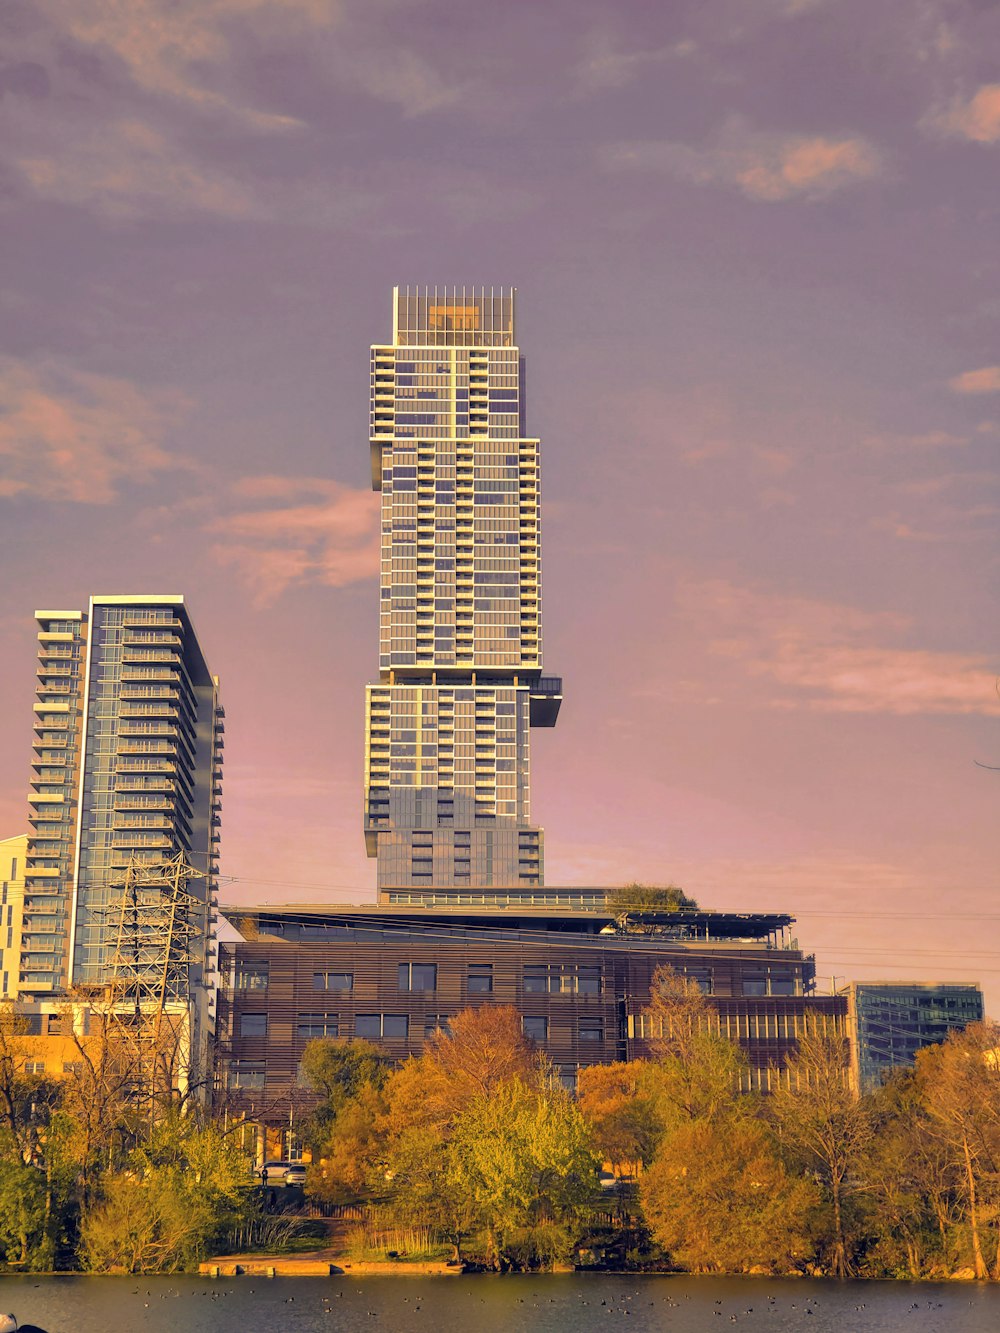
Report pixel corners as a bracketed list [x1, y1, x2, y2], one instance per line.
[842, 981, 985, 1091]
[1, 834, 28, 1000]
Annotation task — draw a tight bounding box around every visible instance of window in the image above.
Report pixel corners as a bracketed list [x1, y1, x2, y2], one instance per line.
[297, 1013, 339, 1039]
[399, 962, 437, 992]
[742, 974, 768, 997]
[424, 1014, 450, 1038]
[577, 968, 602, 995]
[235, 963, 269, 991]
[314, 972, 353, 992]
[467, 964, 493, 994]
[24, 1060, 45, 1075]
[356, 1014, 409, 1040]
[524, 965, 602, 995]
[579, 1022, 604, 1042]
[62, 1061, 84, 1075]
[228, 1061, 265, 1091]
[522, 1016, 547, 1042]
[770, 976, 796, 996]
[524, 966, 549, 995]
[240, 1013, 268, 1038]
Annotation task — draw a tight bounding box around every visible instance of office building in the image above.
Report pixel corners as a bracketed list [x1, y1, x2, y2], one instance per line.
[843, 981, 985, 1091]
[365, 287, 562, 893]
[23, 596, 223, 1008]
[215, 902, 847, 1137]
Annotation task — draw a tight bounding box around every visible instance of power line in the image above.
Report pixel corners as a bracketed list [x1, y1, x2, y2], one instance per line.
[213, 906, 1000, 978]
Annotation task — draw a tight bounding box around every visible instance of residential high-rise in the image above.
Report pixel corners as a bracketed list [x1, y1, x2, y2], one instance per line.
[23, 597, 223, 1002]
[364, 288, 562, 895]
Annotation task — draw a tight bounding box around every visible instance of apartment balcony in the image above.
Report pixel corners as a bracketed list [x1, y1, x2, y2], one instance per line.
[28, 792, 65, 805]
[124, 632, 182, 646]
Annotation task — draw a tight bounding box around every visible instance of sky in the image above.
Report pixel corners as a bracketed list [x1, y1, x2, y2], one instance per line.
[0, 0, 998, 1010]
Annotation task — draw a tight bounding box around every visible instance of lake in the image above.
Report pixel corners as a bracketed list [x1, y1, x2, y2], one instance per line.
[2, 1273, 998, 1333]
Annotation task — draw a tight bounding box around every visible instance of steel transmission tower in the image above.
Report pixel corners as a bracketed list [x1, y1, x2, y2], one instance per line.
[103, 851, 208, 1108]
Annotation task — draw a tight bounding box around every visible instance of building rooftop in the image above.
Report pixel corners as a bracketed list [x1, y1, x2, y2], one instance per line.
[220, 900, 798, 946]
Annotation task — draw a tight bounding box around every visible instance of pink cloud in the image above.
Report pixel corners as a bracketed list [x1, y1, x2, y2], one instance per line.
[949, 366, 1000, 395]
[209, 479, 380, 605]
[675, 578, 999, 716]
[603, 118, 883, 201]
[0, 357, 187, 503]
[937, 84, 1000, 144]
[735, 135, 881, 202]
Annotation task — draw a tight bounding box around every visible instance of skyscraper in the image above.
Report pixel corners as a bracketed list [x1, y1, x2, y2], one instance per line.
[23, 596, 222, 999]
[364, 288, 562, 896]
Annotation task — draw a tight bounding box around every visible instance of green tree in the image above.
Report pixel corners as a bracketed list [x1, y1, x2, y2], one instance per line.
[0, 1157, 49, 1269]
[368, 1009, 550, 1257]
[642, 1116, 819, 1273]
[770, 1024, 871, 1279]
[298, 1037, 388, 1146]
[449, 1077, 599, 1269]
[81, 1117, 255, 1273]
[607, 884, 697, 916]
[643, 967, 749, 1129]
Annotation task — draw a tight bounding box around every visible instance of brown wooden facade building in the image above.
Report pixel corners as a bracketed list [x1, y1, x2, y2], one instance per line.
[215, 901, 846, 1131]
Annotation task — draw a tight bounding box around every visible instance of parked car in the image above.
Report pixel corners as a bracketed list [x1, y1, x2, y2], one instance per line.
[260, 1160, 307, 1187]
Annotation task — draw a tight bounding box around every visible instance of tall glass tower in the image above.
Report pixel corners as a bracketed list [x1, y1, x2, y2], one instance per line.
[23, 596, 223, 998]
[365, 288, 562, 899]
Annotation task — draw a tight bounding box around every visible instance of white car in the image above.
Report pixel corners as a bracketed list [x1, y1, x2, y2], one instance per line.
[260, 1160, 307, 1187]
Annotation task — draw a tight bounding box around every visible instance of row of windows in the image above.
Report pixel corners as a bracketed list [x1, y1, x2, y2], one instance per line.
[228, 1013, 603, 1076]
[232, 963, 605, 997]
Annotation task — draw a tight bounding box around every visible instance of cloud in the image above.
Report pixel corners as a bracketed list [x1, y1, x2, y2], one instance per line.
[208, 477, 380, 605]
[603, 117, 883, 201]
[949, 366, 1000, 395]
[37, 0, 330, 127]
[935, 83, 1000, 144]
[12, 115, 258, 220]
[0, 358, 187, 503]
[865, 429, 969, 449]
[574, 32, 695, 93]
[676, 578, 1000, 716]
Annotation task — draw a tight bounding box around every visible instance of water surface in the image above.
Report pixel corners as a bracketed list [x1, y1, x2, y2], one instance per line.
[2, 1273, 997, 1333]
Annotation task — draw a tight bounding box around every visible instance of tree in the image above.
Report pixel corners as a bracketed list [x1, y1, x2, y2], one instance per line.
[365, 1010, 551, 1259]
[56, 1012, 142, 1204]
[0, 1158, 48, 1270]
[576, 1061, 662, 1171]
[449, 1077, 599, 1268]
[298, 1038, 388, 1146]
[770, 1023, 872, 1279]
[913, 1021, 1000, 1280]
[80, 1117, 254, 1273]
[607, 884, 697, 916]
[861, 1072, 947, 1279]
[0, 1003, 60, 1163]
[308, 1083, 388, 1204]
[420, 1006, 540, 1111]
[643, 967, 749, 1128]
[642, 1116, 819, 1274]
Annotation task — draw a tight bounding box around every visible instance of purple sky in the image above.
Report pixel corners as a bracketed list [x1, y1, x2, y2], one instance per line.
[1, 0, 998, 1009]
